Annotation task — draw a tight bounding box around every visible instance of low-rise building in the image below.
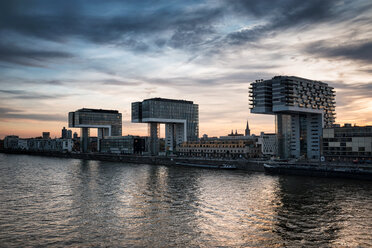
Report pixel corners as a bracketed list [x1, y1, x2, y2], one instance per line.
[17, 139, 29, 150]
[176, 139, 261, 159]
[3, 136, 73, 152]
[4, 135, 19, 149]
[322, 124, 372, 162]
[42, 132, 50, 139]
[100, 136, 147, 154]
[28, 139, 73, 152]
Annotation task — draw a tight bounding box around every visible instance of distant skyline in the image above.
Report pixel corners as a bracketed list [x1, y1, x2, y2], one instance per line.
[1, 0, 372, 139]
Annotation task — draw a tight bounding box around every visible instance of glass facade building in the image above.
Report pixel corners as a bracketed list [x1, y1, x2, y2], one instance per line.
[250, 76, 336, 160]
[68, 108, 122, 152]
[132, 98, 199, 155]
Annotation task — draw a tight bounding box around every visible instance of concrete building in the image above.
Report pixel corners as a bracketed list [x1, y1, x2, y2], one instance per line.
[257, 132, 277, 157]
[132, 98, 199, 155]
[69, 108, 122, 152]
[250, 76, 336, 160]
[323, 124, 372, 162]
[100, 136, 147, 154]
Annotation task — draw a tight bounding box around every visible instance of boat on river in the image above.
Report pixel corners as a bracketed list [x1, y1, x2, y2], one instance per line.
[263, 163, 372, 180]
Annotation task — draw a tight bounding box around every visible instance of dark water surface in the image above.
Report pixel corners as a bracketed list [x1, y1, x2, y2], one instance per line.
[0, 154, 371, 247]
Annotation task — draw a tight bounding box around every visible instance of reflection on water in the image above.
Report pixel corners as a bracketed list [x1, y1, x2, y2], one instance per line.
[0, 153, 371, 247]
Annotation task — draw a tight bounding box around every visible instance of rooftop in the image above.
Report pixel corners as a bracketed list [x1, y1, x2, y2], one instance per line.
[254, 75, 333, 88]
[76, 108, 119, 114]
[143, 97, 194, 104]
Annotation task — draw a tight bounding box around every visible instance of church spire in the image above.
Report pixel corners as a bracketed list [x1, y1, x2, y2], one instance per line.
[245, 120, 250, 136]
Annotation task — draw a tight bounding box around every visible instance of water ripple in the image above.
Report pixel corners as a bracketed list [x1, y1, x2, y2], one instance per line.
[0, 154, 372, 247]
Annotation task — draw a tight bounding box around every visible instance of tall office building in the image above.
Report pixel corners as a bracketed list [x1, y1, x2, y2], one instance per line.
[132, 98, 199, 155]
[68, 108, 122, 152]
[249, 76, 336, 159]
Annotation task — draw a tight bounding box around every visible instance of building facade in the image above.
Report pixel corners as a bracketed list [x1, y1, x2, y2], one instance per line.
[257, 132, 277, 157]
[132, 98, 199, 155]
[4, 135, 19, 149]
[323, 124, 372, 162]
[69, 108, 122, 152]
[3, 136, 73, 152]
[176, 139, 261, 159]
[250, 76, 336, 160]
[100, 136, 147, 154]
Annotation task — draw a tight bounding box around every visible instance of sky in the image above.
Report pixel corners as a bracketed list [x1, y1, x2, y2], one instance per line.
[0, 0, 372, 139]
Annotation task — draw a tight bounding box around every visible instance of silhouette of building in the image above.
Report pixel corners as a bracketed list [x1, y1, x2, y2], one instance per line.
[42, 132, 50, 139]
[250, 76, 335, 160]
[62, 127, 73, 139]
[62, 127, 67, 139]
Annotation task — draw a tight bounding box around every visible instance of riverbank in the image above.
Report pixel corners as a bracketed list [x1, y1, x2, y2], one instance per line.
[0, 149, 265, 172]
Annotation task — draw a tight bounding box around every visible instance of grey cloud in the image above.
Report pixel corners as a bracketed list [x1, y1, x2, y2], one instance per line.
[0, 89, 69, 99]
[0, 107, 65, 121]
[304, 40, 372, 63]
[0, 42, 73, 67]
[0, 0, 223, 51]
[140, 71, 274, 87]
[0, 107, 22, 114]
[225, 0, 367, 45]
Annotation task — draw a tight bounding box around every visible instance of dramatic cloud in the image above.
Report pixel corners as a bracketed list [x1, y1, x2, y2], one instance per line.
[0, 42, 73, 67]
[226, 0, 342, 45]
[304, 41, 372, 63]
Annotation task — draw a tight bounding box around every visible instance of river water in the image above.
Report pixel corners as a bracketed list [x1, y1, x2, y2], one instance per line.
[0, 153, 371, 247]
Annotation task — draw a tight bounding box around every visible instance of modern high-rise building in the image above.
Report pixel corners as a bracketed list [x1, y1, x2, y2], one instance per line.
[249, 76, 336, 159]
[68, 108, 122, 152]
[132, 98, 199, 155]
